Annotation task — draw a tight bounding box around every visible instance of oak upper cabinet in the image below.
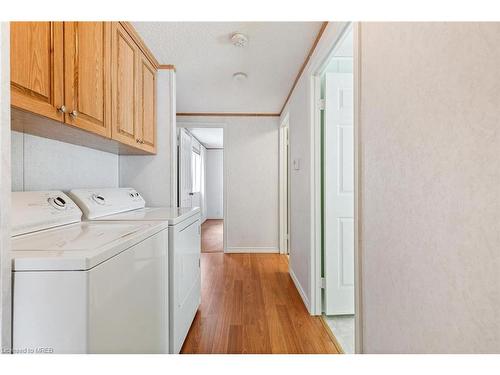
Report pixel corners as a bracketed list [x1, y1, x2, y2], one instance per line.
[10, 22, 65, 121]
[137, 53, 157, 153]
[64, 22, 112, 138]
[11, 21, 157, 154]
[111, 22, 157, 153]
[111, 22, 140, 148]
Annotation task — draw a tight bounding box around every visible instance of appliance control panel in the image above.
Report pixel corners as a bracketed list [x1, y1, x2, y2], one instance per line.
[12, 191, 83, 236]
[69, 188, 146, 219]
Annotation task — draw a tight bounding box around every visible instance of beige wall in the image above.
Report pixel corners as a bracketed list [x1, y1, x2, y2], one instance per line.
[281, 22, 350, 312]
[120, 70, 175, 206]
[360, 22, 500, 353]
[0, 22, 11, 352]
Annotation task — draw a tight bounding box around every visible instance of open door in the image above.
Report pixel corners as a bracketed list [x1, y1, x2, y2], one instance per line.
[324, 71, 355, 315]
[179, 128, 193, 207]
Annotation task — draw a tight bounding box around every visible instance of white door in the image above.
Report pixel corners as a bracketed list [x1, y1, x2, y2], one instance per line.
[179, 129, 193, 207]
[324, 72, 354, 315]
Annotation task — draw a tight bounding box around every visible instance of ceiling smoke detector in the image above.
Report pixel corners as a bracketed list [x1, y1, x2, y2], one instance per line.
[232, 72, 248, 83]
[231, 32, 248, 47]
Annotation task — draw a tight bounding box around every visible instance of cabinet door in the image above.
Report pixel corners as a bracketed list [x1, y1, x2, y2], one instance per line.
[111, 23, 139, 147]
[10, 22, 64, 121]
[64, 22, 111, 137]
[137, 53, 157, 153]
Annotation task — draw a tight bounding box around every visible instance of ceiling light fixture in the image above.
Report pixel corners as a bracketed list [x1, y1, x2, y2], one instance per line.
[232, 72, 248, 83]
[231, 32, 248, 48]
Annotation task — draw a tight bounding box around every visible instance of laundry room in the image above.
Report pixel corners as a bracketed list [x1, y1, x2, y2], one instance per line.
[2, 5, 500, 373]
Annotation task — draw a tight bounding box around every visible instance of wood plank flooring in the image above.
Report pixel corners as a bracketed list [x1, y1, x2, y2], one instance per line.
[201, 219, 223, 253]
[181, 253, 340, 354]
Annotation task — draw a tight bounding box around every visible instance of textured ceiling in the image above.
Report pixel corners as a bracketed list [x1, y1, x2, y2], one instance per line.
[189, 128, 224, 149]
[132, 22, 322, 114]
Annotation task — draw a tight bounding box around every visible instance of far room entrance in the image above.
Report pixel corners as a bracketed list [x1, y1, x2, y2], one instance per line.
[177, 124, 225, 253]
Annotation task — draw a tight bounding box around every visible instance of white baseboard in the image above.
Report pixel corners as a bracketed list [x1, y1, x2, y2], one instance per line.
[289, 267, 311, 313]
[225, 247, 279, 254]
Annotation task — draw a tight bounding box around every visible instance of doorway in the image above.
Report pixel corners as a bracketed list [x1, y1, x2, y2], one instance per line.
[177, 124, 225, 253]
[315, 24, 356, 353]
[279, 113, 290, 255]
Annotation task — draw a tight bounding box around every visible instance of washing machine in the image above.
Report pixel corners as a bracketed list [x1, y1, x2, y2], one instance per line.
[11, 191, 169, 354]
[69, 188, 201, 354]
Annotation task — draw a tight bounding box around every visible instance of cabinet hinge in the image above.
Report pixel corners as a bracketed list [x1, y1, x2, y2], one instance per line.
[320, 277, 326, 288]
[319, 99, 325, 111]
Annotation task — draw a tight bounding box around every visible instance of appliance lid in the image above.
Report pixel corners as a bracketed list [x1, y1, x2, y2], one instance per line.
[11, 220, 168, 271]
[69, 188, 146, 219]
[12, 191, 82, 237]
[89, 206, 201, 225]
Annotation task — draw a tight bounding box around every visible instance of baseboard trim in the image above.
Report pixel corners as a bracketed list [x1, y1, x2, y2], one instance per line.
[289, 267, 311, 313]
[225, 247, 279, 254]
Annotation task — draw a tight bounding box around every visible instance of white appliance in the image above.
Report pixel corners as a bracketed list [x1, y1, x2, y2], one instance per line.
[11, 191, 169, 354]
[69, 188, 201, 354]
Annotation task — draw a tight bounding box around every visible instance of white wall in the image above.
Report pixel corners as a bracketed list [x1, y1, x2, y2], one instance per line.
[0, 21, 11, 352]
[178, 116, 279, 252]
[359, 22, 500, 353]
[120, 70, 175, 206]
[11, 130, 118, 192]
[206, 149, 223, 219]
[281, 22, 350, 312]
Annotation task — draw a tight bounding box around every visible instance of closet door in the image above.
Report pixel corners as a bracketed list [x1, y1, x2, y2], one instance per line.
[137, 53, 157, 153]
[64, 22, 111, 137]
[10, 22, 64, 121]
[111, 22, 139, 147]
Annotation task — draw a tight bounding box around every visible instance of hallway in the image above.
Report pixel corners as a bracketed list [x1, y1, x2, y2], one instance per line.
[201, 219, 224, 253]
[181, 253, 340, 354]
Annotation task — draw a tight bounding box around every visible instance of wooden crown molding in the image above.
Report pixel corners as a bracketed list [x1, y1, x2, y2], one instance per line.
[280, 21, 329, 115]
[177, 112, 280, 117]
[158, 64, 176, 71]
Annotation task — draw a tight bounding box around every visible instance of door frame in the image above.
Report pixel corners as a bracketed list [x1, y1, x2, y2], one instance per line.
[310, 22, 362, 353]
[279, 113, 290, 255]
[0, 22, 12, 353]
[176, 121, 227, 253]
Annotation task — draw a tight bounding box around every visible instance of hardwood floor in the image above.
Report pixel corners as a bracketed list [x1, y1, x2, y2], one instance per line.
[181, 253, 340, 354]
[201, 219, 223, 253]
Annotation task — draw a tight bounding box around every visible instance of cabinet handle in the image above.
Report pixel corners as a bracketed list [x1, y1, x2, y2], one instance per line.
[57, 105, 67, 113]
[70, 110, 79, 118]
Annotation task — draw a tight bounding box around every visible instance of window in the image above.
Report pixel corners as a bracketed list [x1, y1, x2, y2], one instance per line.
[191, 150, 201, 193]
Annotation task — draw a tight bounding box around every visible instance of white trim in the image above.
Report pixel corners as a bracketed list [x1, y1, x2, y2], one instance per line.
[289, 268, 311, 313]
[311, 73, 322, 316]
[353, 22, 363, 354]
[310, 22, 363, 353]
[309, 23, 353, 318]
[225, 247, 279, 254]
[169, 71, 177, 208]
[176, 120, 227, 252]
[311, 24, 352, 317]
